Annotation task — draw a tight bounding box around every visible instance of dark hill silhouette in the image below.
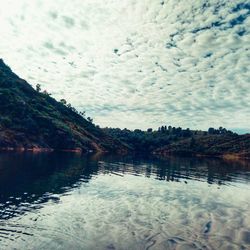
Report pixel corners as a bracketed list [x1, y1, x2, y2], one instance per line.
[103, 127, 250, 159]
[0, 59, 128, 153]
[0, 59, 249, 159]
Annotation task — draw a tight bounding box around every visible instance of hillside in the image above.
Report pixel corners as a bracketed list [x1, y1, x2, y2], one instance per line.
[0, 59, 128, 153]
[0, 59, 249, 158]
[103, 127, 250, 159]
[153, 134, 250, 159]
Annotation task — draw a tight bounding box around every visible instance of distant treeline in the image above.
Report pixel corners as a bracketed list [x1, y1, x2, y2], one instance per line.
[103, 126, 235, 153]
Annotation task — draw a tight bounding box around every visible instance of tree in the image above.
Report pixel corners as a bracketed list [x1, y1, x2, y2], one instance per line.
[42, 90, 51, 96]
[147, 128, 153, 133]
[172, 127, 176, 134]
[36, 84, 41, 92]
[208, 127, 215, 135]
[176, 127, 182, 135]
[79, 111, 86, 117]
[87, 117, 93, 123]
[60, 99, 67, 105]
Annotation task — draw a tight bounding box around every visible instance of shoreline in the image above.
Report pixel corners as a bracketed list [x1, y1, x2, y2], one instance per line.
[1, 147, 249, 162]
[0, 147, 83, 153]
[153, 152, 250, 160]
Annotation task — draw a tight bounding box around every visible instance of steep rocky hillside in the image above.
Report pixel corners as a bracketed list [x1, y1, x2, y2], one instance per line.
[0, 59, 128, 153]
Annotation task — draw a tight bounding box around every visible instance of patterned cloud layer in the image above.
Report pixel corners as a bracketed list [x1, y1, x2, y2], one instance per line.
[0, 0, 249, 130]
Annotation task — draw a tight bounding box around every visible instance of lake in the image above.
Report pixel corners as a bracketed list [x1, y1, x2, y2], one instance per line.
[0, 152, 250, 250]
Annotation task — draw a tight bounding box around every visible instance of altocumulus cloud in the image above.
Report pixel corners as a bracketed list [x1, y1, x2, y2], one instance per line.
[0, 0, 249, 131]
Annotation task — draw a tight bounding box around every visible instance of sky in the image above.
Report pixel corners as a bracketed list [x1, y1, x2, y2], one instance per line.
[0, 0, 249, 132]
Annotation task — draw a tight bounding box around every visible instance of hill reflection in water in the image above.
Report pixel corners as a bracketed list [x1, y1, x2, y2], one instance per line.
[0, 152, 249, 220]
[0, 152, 249, 249]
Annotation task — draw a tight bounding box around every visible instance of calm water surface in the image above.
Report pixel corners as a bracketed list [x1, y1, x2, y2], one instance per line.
[0, 152, 250, 250]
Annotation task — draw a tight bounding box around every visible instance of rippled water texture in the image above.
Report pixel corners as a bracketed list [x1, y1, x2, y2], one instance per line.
[0, 152, 250, 249]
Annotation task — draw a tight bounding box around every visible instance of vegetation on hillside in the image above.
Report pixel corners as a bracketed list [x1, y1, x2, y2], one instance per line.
[0, 58, 249, 158]
[154, 134, 250, 159]
[103, 126, 235, 152]
[0, 59, 128, 153]
[103, 126, 249, 159]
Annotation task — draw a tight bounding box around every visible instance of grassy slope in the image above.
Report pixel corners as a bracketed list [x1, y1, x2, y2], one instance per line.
[153, 134, 250, 159]
[0, 59, 128, 153]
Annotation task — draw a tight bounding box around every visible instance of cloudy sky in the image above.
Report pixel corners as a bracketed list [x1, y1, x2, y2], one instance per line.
[0, 0, 249, 132]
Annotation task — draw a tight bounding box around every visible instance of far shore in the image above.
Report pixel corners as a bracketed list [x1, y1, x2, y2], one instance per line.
[0, 147, 249, 162]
